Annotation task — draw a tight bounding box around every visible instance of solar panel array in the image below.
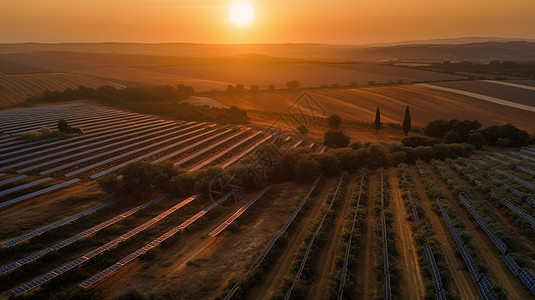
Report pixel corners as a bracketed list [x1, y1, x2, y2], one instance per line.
[0, 196, 165, 276]
[12, 194, 199, 295]
[457, 194, 508, 254]
[80, 193, 229, 289]
[2, 197, 120, 247]
[0, 177, 53, 197]
[487, 174, 522, 197]
[209, 186, 272, 237]
[436, 198, 452, 227]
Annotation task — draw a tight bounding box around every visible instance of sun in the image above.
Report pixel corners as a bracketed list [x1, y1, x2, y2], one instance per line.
[229, 2, 255, 26]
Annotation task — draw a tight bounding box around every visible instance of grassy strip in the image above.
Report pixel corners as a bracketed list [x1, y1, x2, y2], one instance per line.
[374, 169, 402, 299]
[398, 163, 457, 298]
[274, 173, 349, 299]
[327, 170, 368, 299]
[215, 179, 324, 299]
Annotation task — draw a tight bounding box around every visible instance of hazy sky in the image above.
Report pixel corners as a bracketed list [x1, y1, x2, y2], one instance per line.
[2, 0, 535, 44]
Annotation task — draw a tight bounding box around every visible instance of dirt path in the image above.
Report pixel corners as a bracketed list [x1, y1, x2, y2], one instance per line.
[430, 168, 532, 299]
[247, 178, 335, 300]
[389, 168, 425, 299]
[354, 174, 378, 299]
[307, 175, 355, 298]
[409, 165, 478, 299]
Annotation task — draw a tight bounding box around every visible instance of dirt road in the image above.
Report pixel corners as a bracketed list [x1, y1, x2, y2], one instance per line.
[389, 168, 426, 299]
[409, 165, 478, 299]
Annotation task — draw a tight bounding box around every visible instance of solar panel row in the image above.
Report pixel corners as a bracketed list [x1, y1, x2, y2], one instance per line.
[494, 167, 535, 192]
[2, 197, 120, 247]
[0, 178, 80, 209]
[209, 186, 272, 237]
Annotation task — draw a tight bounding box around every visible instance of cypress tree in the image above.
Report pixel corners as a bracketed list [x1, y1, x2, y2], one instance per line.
[374, 107, 381, 133]
[402, 106, 411, 136]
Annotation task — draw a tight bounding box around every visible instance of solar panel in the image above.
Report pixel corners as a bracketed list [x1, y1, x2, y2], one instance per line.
[457, 193, 471, 209]
[209, 186, 272, 237]
[411, 206, 420, 222]
[450, 227, 464, 248]
[424, 243, 443, 292]
[476, 276, 498, 300]
[502, 254, 521, 276]
[436, 288, 447, 300]
[519, 268, 535, 295]
[220, 135, 272, 169]
[460, 246, 480, 283]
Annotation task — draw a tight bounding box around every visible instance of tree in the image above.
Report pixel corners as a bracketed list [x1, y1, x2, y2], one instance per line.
[286, 80, 299, 89]
[57, 119, 69, 133]
[324, 129, 350, 148]
[226, 85, 234, 93]
[328, 114, 341, 128]
[250, 84, 260, 93]
[402, 106, 411, 136]
[444, 130, 462, 144]
[268, 84, 276, 91]
[298, 125, 308, 134]
[374, 107, 381, 133]
[295, 157, 320, 182]
[235, 84, 245, 93]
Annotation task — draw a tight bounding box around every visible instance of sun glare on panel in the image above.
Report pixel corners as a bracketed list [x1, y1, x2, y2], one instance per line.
[229, 2, 255, 26]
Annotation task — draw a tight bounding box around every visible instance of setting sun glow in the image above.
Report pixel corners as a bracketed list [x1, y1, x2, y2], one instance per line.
[229, 2, 254, 26]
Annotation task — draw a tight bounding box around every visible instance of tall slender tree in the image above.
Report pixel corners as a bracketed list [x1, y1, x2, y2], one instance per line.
[402, 105, 411, 136]
[374, 107, 381, 133]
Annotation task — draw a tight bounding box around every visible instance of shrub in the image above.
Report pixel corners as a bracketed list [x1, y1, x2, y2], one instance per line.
[328, 114, 341, 128]
[401, 136, 437, 147]
[443, 130, 462, 144]
[324, 129, 350, 148]
[295, 157, 321, 182]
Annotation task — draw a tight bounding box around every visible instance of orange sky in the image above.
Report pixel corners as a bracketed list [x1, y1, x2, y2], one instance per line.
[1, 0, 535, 44]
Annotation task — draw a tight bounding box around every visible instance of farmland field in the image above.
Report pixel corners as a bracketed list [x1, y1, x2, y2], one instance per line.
[211, 82, 535, 133]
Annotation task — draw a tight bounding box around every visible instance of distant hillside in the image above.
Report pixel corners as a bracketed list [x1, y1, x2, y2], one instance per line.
[1, 41, 535, 63]
[344, 42, 535, 63]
